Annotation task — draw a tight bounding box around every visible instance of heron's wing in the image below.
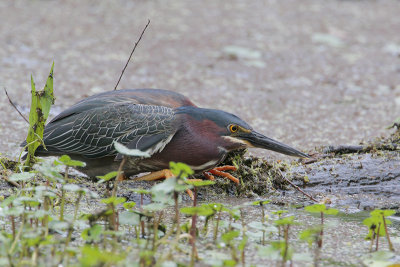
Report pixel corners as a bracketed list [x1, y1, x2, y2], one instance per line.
[48, 95, 132, 123]
[49, 89, 195, 123]
[39, 103, 178, 159]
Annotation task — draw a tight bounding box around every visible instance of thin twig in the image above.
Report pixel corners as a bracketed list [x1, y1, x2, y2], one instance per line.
[382, 215, 394, 251]
[323, 143, 399, 155]
[110, 156, 127, 231]
[2, 176, 20, 188]
[277, 169, 319, 203]
[4, 88, 29, 124]
[376, 222, 381, 251]
[114, 19, 151, 90]
[113, 156, 127, 197]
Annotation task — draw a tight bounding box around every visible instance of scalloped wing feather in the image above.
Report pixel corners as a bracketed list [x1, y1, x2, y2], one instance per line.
[38, 103, 178, 159]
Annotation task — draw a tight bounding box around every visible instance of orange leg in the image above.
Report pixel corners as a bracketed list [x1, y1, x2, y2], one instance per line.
[135, 169, 195, 200]
[117, 174, 128, 181]
[135, 169, 174, 181]
[204, 165, 239, 184]
[203, 172, 215, 181]
[213, 166, 237, 172]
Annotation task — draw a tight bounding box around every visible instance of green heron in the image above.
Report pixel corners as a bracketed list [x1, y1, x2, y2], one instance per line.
[29, 88, 308, 183]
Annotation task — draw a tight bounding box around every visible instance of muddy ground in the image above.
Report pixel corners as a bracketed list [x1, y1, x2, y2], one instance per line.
[1, 0, 400, 158]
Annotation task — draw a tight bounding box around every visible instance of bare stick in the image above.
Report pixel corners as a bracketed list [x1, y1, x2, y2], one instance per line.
[4, 88, 29, 124]
[382, 215, 394, 251]
[114, 19, 151, 90]
[323, 143, 399, 154]
[2, 176, 20, 188]
[277, 169, 319, 203]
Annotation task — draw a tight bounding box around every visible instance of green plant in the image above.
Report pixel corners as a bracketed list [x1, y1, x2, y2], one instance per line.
[251, 200, 270, 245]
[23, 63, 55, 169]
[182, 179, 215, 266]
[363, 209, 395, 252]
[304, 203, 338, 248]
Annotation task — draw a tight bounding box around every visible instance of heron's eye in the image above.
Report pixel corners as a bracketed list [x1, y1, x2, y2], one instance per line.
[229, 125, 239, 133]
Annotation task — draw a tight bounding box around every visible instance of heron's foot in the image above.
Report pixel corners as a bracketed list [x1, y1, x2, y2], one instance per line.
[117, 173, 128, 181]
[136, 169, 195, 200]
[203, 165, 239, 184]
[136, 169, 174, 181]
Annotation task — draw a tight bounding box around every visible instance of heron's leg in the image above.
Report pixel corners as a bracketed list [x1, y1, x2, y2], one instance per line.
[117, 174, 129, 181]
[204, 165, 239, 184]
[136, 169, 196, 200]
[213, 166, 237, 172]
[136, 169, 174, 181]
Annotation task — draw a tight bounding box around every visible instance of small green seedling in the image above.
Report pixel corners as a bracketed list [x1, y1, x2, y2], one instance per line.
[219, 230, 247, 265]
[363, 209, 395, 252]
[304, 204, 338, 248]
[251, 200, 270, 244]
[96, 171, 119, 183]
[274, 216, 298, 264]
[55, 155, 86, 168]
[170, 161, 194, 178]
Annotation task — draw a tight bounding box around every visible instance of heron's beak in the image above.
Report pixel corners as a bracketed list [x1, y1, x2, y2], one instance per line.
[241, 131, 309, 158]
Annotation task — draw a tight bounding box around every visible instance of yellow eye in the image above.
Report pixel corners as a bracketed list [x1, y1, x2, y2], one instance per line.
[229, 125, 239, 133]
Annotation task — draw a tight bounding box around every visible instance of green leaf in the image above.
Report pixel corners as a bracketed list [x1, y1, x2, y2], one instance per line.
[9, 172, 35, 182]
[272, 210, 288, 216]
[57, 155, 86, 167]
[275, 216, 296, 226]
[63, 184, 85, 192]
[221, 230, 240, 243]
[81, 224, 103, 242]
[101, 197, 126, 205]
[238, 236, 248, 251]
[80, 245, 126, 266]
[96, 171, 118, 182]
[304, 204, 326, 213]
[129, 188, 151, 194]
[223, 259, 237, 267]
[251, 200, 270, 206]
[123, 202, 136, 210]
[15, 196, 40, 206]
[304, 204, 339, 215]
[248, 221, 269, 231]
[207, 203, 225, 211]
[258, 245, 280, 260]
[28, 209, 50, 219]
[41, 62, 55, 121]
[180, 206, 214, 216]
[270, 240, 293, 260]
[169, 161, 194, 178]
[142, 202, 166, 212]
[324, 208, 339, 215]
[119, 211, 141, 226]
[370, 209, 396, 217]
[185, 180, 215, 187]
[151, 177, 177, 194]
[363, 216, 388, 238]
[3, 206, 25, 216]
[0, 195, 17, 207]
[227, 208, 241, 220]
[49, 220, 69, 231]
[299, 226, 322, 247]
[25, 65, 55, 168]
[36, 161, 64, 181]
[151, 176, 192, 195]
